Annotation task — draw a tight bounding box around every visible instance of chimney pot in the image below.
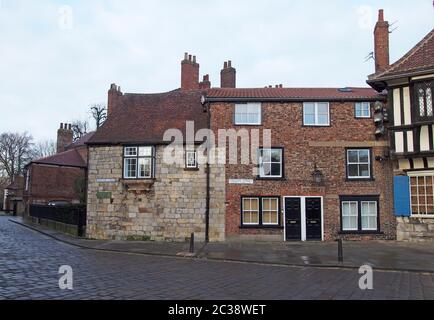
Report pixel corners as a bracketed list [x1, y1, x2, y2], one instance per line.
[224, 61, 228, 69]
[228, 60, 232, 68]
[378, 9, 384, 22]
[184, 52, 188, 60]
[189, 54, 192, 61]
[193, 56, 196, 63]
[60, 123, 63, 129]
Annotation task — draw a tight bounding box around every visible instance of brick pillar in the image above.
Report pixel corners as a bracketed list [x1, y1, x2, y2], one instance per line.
[57, 123, 73, 153]
[220, 61, 236, 88]
[181, 53, 200, 90]
[374, 9, 390, 73]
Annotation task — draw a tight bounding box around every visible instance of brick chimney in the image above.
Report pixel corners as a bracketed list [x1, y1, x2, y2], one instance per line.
[221, 60, 236, 88]
[199, 74, 211, 89]
[374, 9, 390, 73]
[181, 53, 200, 90]
[107, 83, 123, 117]
[57, 123, 73, 153]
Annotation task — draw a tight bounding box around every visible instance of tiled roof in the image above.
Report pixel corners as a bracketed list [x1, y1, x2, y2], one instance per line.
[65, 132, 95, 150]
[369, 28, 434, 81]
[32, 149, 87, 168]
[87, 90, 208, 145]
[205, 87, 383, 101]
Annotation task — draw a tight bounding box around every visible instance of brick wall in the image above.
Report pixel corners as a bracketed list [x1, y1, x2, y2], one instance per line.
[211, 101, 396, 241]
[26, 164, 85, 206]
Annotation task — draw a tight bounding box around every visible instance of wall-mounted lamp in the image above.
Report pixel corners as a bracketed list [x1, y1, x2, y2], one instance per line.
[312, 164, 324, 185]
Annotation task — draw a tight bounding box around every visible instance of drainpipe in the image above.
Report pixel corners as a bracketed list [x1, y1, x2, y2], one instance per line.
[205, 102, 211, 243]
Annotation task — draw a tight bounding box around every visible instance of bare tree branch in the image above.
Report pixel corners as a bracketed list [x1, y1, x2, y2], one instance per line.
[90, 103, 107, 129]
[33, 139, 56, 159]
[71, 120, 90, 142]
[0, 132, 34, 183]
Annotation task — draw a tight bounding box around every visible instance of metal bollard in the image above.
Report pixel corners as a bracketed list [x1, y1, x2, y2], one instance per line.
[189, 233, 195, 253]
[337, 238, 344, 262]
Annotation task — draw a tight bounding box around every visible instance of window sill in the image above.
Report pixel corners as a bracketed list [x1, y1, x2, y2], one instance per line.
[239, 225, 284, 230]
[345, 178, 375, 182]
[256, 177, 286, 181]
[184, 168, 199, 172]
[121, 179, 155, 192]
[338, 231, 383, 235]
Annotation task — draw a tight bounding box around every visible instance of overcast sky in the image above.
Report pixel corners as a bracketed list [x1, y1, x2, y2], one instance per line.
[0, 0, 433, 142]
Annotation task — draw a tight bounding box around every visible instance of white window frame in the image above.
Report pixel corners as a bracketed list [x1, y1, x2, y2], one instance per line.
[303, 102, 330, 126]
[261, 197, 279, 226]
[186, 150, 198, 169]
[123, 146, 154, 179]
[235, 103, 262, 125]
[342, 201, 359, 231]
[361, 201, 378, 231]
[355, 102, 371, 118]
[347, 149, 371, 179]
[408, 172, 434, 218]
[259, 148, 283, 179]
[242, 197, 260, 225]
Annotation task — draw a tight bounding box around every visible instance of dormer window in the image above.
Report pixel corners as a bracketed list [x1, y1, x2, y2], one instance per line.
[416, 81, 433, 118]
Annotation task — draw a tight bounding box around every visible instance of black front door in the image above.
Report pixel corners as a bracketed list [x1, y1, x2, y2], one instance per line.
[305, 198, 322, 240]
[285, 198, 302, 241]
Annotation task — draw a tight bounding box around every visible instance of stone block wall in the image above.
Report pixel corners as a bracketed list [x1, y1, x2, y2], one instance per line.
[86, 146, 225, 242]
[397, 217, 434, 242]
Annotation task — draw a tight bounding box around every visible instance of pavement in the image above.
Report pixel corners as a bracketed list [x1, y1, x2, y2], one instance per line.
[8, 216, 434, 273]
[1, 216, 434, 300]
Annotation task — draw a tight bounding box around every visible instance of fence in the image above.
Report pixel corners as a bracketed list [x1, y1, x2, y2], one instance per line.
[29, 204, 86, 237]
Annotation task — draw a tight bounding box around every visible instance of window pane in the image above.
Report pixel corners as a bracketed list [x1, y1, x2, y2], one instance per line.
[124, 147, 137, 156]
[304, 103, 315, 114]
[124, 158, 137, 178]
[342, 202, 358, 230]
[348, 150, 359, 163]
[263, 199, 270, 211]
[348, 164, 359, 177]
[251, 211, 259, 224]
[359, 150, 370, 163]
[138, 158, 151, 178]
[317, 103, 329, 115]
[139, 147, 152, 157]
[186, 151, 197, 167]
[317, 114, 329, 125]
[271, 150, 281, 162]
[243, 212, 251, 224]
[427, 88, 433, 117]
[271, 163, 281, 176]
[243, 199, 251, 211]
[261, 163, 271, 176]
[270, 198, 278, 210]
[250, 199, 259, 211]
[261, 149, 271, 162]
[304, 114, 315, 125]
[359, 164, 370, 177]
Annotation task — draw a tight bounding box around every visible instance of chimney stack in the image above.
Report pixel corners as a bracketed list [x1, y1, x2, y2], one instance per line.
[107, 83, 123, 117]
[181, 52, 200, 90]
[57, 123, 73, 154]
[199, 74, 211, 89]
[374, 9, 390, 73]
[220, 60, 236, 88]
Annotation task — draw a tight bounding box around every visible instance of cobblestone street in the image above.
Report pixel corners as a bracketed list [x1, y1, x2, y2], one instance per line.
[0, 217, 433, 300]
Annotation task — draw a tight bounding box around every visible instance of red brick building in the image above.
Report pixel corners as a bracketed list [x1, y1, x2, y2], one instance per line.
[24, 124, 94, 211]
[205, 83, 394, 242]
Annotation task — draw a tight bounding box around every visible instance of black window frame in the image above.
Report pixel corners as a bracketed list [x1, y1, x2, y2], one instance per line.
[339, 195, 381, 234]
[345, 148, 374, 181]
[257, 147, 284, 180]
[240, 196, 282, 228]
[414, 80, 434, 121]
[122, 146, 156, 180]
